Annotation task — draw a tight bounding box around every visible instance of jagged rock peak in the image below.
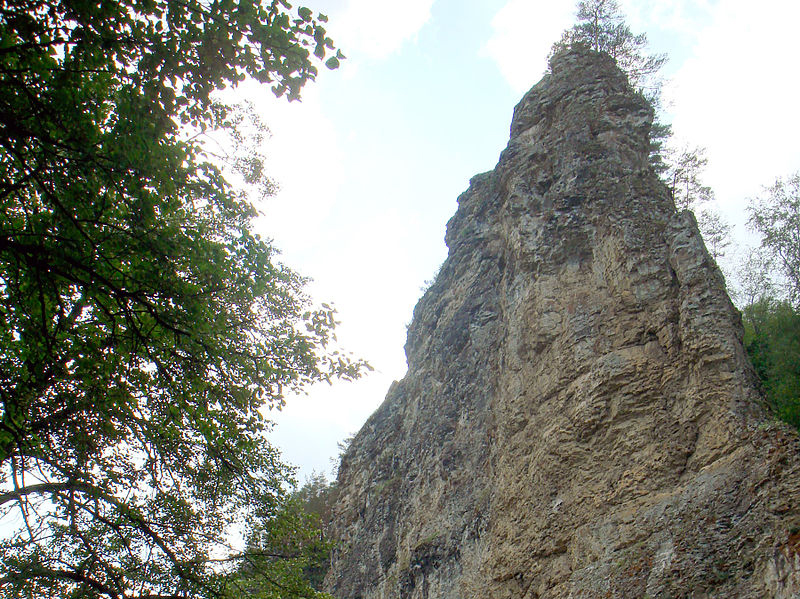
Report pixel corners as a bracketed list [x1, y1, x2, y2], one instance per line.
[327, 46, 800, 599]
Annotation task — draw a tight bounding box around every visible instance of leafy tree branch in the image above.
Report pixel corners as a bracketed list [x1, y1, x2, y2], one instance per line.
[0, 1, 363, 598]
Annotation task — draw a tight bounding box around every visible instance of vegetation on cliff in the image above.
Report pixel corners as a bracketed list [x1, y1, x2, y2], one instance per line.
[327, 41, 800, 598]
[555, 1, 800, 435]
[551, 0, 666, 90]
[741, 172, 800, 431]
[0, 1, 360, 598]
[743, 298, 800, 430]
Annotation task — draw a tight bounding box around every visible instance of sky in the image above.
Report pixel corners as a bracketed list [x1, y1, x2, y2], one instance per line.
[238, 0, 800, 483]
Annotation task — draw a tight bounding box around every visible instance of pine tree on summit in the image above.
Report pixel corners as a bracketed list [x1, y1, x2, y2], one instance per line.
[552, 0, 666, 89]
[551, 0, 670, 174]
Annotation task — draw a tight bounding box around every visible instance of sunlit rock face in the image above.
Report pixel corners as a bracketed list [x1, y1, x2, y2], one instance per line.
[325, 48, 800, 599]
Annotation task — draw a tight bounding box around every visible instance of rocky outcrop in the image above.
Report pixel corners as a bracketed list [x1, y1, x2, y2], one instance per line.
[325, 48, 800, 599]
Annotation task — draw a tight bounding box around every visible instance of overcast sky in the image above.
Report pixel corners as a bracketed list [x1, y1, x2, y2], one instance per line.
[239, 0, 800, 483]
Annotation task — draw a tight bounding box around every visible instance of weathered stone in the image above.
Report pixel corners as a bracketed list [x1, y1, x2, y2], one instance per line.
[326, 48, 800, 599]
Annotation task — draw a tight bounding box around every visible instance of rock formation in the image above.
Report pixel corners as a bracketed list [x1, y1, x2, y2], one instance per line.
[325, 48, 800, 598]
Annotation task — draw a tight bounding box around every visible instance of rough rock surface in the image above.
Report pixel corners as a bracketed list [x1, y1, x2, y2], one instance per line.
[325, 48, 800, 599]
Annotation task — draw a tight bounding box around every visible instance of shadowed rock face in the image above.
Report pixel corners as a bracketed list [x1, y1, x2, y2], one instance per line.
[325, 48, 800, 599]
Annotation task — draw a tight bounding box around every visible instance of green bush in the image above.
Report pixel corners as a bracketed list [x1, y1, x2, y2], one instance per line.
[743, 298, 800, 430]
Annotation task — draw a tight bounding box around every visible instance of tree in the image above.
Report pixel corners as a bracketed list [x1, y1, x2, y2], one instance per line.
[236, 486, 334, 597]
[742, 298, 800, 431]
[737, 172, 800, 433]
[292, 471, 339, 526]
[0, 2, 362, 598]
[551, 0, 670, 172]
[748, 171, 800, 303]
[731, 247, 775, 309]
[648, 120, 673, 175]
[697, 208, 731, 260]
[663, 145, 715, 211]
[551, 0, 666, 89]
[281, 472, 341, 589]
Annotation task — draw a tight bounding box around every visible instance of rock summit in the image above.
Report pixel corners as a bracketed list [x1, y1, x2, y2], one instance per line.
[326, 48, 800, 599]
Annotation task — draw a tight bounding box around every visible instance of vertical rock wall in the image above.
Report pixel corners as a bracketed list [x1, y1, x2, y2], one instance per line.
[326, 48, 800, 599]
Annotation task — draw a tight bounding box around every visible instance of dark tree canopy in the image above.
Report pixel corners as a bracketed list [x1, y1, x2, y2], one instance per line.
[743, 299, 800, 432]
[0, 1, 361, 598]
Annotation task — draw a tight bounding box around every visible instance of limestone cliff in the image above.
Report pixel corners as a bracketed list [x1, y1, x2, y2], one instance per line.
[325, 48, 800, 599]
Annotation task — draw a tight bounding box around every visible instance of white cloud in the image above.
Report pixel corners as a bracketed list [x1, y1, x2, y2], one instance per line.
[483, 0, 576, 93]
[622, 0, 715, 37]
[665, 0, 800, 221]
[265, 207, 433, 480]
[329, 0, 435, 61]
[231, 72, 441, 482]
[237, 83, 344, 265]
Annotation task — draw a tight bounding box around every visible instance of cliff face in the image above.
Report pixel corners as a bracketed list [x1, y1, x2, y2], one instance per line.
[326, 48, 800, 599]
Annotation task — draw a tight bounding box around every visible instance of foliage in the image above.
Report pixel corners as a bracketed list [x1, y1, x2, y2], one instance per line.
[329, 433, 353, 479]
[748, 172, 800, 303]
[743, 299, 800, 431]
[269, 445, 354, 590]
[664, 145, 715, 211]
[697, 209, 731, 260]
[293, 472, 338, 526]
[738, 170, 800, 433]
[236, 489, 333, 598]
[733, 247, 775, 309]
[234, 471, 341, 594]
[551, 0, 670, 172]
[0, 1, 363, 598]
[551, 0, 666, 90]
[648, 120, 673, 175]
[281, 472, 340, 589]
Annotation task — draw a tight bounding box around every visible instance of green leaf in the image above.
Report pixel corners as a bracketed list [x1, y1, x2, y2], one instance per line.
[0, 1, 364, 598]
